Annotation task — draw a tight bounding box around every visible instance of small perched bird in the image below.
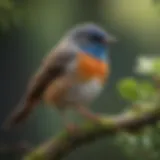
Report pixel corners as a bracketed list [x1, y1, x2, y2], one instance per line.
[3, 23, 117, 132]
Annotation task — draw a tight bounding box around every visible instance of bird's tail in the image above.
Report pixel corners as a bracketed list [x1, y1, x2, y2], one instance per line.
[2, 96, 38, 130]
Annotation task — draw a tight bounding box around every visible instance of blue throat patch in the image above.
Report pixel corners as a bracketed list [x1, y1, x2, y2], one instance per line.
[81, 44, 108, 61]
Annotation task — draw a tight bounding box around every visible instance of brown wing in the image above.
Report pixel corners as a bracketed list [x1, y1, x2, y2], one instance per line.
[2, 50, 75, 129]
[43, 74, 74, 106]
[27, 50, 75, 99]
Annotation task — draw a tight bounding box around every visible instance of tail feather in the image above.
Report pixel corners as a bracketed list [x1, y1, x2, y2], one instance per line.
[2, 97, 38, 130]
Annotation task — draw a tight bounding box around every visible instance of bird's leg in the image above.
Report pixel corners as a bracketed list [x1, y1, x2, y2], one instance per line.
[59, 109, 79, 134]
[75, 105, 101, 123]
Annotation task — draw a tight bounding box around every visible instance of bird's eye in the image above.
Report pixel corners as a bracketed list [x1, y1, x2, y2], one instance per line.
[89, 34, 102, 42]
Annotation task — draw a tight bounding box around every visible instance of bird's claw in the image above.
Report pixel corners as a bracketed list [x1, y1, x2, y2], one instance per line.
[66, 123, 80, 135]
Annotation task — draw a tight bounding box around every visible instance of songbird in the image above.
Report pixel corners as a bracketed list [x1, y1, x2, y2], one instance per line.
[3, 23, 117, 132]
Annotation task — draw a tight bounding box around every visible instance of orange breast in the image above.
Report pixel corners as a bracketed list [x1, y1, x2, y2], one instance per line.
[77, 52, 110, 83]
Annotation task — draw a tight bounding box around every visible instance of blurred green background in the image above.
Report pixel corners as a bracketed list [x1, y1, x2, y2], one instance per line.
[0, 0, 160, 159]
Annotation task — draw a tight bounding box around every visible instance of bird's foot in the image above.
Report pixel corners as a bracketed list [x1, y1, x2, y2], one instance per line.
[66, 123, 80, 135]
[76, 105, 101, 124]
[86, 113, 101, 123]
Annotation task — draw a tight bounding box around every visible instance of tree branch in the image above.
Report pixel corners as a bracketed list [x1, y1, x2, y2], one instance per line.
[23, 101, 160, 160]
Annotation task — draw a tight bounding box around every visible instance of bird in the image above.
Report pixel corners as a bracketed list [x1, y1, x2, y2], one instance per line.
[2, 23, 117, 132]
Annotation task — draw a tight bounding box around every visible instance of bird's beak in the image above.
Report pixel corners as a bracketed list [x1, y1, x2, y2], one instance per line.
[104, 35, 118, 44]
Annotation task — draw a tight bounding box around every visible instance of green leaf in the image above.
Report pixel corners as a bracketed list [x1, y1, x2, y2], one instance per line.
[152, 58, 160, 76]
[138, 81, 156, 100]
[0, 0, 14, 10]
[117, 78, 139, 101]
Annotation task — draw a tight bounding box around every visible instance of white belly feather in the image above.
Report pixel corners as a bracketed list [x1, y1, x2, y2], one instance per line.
[64, 78, 103, 106]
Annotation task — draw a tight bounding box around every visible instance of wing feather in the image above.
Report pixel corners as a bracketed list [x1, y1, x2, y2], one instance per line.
[2, 50, 75, 128]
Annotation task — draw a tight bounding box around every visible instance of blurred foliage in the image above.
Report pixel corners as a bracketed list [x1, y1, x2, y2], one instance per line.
[115, 57, 160, 160]
[0, 0, 22, 31]
[117, 78, 156, 101]
[153, 59, 160, 76]
[153, 0, 160, 13]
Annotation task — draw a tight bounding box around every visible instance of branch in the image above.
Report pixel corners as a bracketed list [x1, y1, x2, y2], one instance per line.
[23, 101, 160, 160]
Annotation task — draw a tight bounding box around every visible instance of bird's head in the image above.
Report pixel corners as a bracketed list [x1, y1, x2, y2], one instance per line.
[68, 23, 117, 60]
